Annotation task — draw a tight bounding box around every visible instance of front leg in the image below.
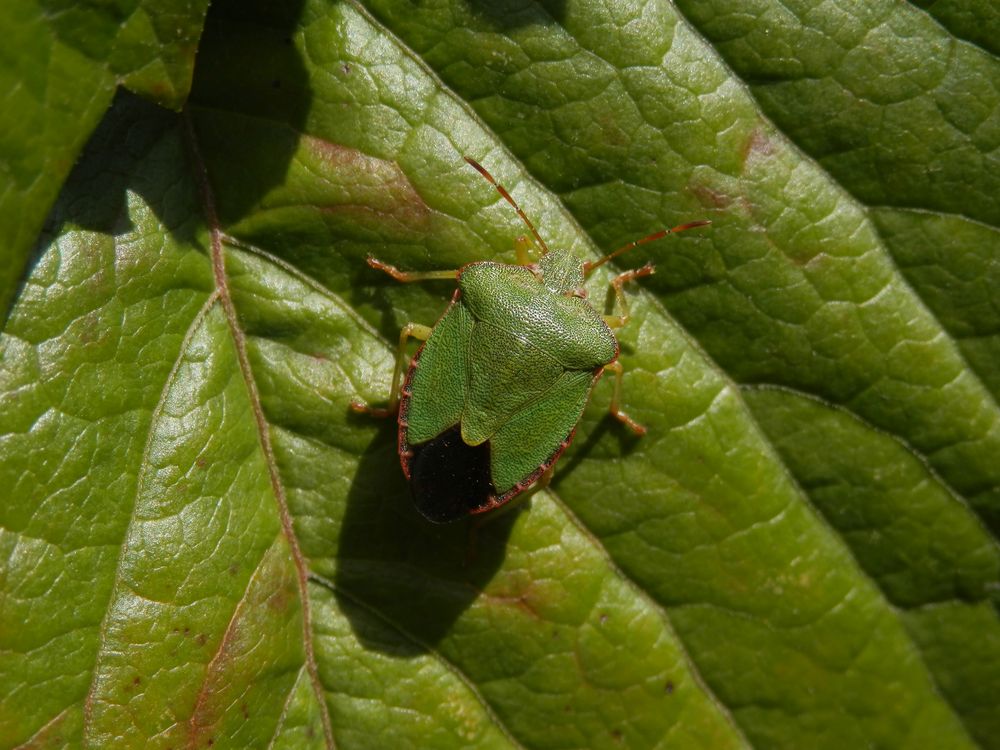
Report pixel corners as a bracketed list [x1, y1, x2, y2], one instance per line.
[602, 263, 654, 329]
[351, 322, 433, 417]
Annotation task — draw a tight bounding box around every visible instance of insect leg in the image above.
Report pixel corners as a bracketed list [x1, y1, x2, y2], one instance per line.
[365, 256, 459, 283]
[602, 263, 655, 329]
[351, 322, 433, 418]
[604, 361, 646, 435]
[536, 464, 556, 490]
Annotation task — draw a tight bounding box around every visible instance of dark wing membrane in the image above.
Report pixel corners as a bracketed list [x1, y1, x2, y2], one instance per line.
[408, 425, 495, 523]
[409, 369, 597, 521]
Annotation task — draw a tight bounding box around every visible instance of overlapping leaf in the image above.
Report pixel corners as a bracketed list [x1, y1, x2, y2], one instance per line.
[0, 0, 211, 319]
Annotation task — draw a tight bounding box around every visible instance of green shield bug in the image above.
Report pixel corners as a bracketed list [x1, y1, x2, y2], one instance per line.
[353, 158, 708, 523]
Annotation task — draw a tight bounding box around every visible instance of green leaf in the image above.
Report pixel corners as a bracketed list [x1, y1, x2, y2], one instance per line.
[0, 0, 211, 321]
[2, 0, 998, 748]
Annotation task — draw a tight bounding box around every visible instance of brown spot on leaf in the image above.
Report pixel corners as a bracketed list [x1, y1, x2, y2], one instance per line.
[593, 111, 629, 147]
[300, 136, 431, 229]
[690, 183, 733, 210]
[665, 680, 675, 694]
[188, 552, 300, 745]
[268, 587, 293, 611]
[482, 590, 541, 619]
[146, 80, 172, 100]
[742, 128, 776, 169]
[20, 708, 72, 750]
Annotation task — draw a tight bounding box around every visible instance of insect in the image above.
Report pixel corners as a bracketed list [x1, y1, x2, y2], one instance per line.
[352, 158, 708, 523]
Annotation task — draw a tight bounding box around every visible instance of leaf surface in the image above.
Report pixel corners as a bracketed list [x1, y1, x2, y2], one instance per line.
[2, 0, 998, 748]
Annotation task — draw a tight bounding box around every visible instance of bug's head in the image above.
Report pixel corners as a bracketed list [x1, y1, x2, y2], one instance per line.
[537, 249, 585, 293]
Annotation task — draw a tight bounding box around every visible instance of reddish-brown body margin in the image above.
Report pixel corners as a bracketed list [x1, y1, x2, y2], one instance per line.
[396, 288, 463, 482]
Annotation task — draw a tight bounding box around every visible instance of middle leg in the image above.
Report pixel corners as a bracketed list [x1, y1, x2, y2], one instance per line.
[351, 322, 433, 418]
[602, 263, 655, 329]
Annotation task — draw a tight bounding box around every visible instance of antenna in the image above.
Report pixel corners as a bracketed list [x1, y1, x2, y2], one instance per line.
[584, 220, 711, 274]
[465, 157, 550, 257]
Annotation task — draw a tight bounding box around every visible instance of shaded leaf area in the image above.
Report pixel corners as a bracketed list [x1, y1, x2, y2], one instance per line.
[2, 2, 998, 750]
[0, 0, 210, 321]
[670, 0, 1000, 406]
[905, 0, 1000, 56]
[675, 0, 1000, 222]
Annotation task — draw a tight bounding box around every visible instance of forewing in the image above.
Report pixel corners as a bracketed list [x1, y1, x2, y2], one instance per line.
[461, 321, 564, 446]
[404, 300, 473, 445]
[489, 369, 596, 495]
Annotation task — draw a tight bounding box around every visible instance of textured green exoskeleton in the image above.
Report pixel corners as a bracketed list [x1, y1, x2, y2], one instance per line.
[353, 158, 708, 523]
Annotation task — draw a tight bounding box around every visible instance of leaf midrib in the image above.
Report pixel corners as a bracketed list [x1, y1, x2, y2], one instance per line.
[181, 111, 337, 749]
